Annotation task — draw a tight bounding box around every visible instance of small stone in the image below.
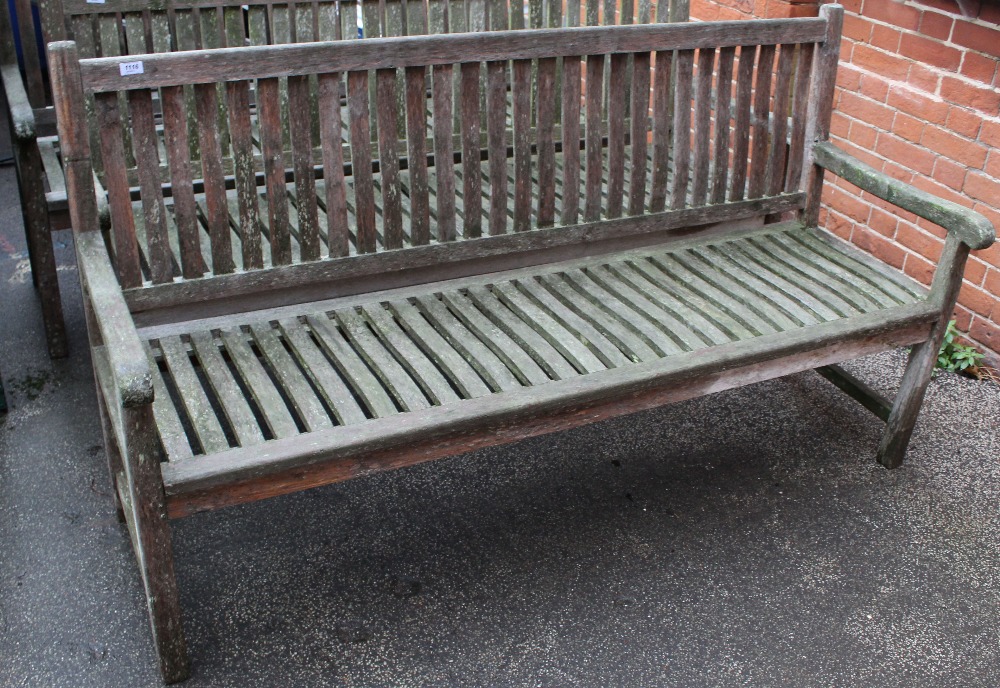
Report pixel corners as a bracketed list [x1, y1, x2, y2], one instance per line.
[335, 621, 372, 644]
[392, 576, 422, 598]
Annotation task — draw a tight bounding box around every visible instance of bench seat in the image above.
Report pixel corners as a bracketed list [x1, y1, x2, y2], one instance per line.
[133, 222, 934, 516]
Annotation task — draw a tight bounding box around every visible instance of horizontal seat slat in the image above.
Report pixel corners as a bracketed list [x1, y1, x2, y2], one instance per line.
[146, 225, 932, 479]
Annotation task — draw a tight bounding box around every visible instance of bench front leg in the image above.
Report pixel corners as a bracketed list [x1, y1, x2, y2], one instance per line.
[78, 234, 190, 682]
[813, 142, 994, 467]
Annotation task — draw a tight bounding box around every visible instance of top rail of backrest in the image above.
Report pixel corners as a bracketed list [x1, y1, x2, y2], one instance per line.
[77, 17, 830, 93]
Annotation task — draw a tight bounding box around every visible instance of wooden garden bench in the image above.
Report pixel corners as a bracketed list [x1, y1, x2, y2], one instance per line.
[49, 4, 993, 682]
[2, 0, 689, 359]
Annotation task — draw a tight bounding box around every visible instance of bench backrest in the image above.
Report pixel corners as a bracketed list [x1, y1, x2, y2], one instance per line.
[52, 8, 843, 318]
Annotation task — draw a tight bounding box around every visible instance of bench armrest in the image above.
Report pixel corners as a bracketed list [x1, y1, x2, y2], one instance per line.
[1, 63, 36, 141]
[76, 231, 153, 408]
[813, 142, 995, 251]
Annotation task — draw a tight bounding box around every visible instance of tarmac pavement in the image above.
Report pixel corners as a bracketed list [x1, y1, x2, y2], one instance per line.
[1, 127, 999, 687]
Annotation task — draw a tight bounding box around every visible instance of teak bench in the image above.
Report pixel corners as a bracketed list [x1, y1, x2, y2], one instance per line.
[2, 0, 689, 359]
[49, 4, 994, 682]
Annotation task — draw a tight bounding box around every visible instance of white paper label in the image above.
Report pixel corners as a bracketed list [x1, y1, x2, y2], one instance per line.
[119, 61, 144, 76]
[86, 0, 106, 4]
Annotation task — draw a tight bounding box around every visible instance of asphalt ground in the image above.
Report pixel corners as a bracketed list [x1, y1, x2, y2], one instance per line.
[1, 120, 998, 687]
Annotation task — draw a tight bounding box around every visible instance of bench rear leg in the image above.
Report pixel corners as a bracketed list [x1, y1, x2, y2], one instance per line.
[121, 405, 190, 683]
[14, 140, 67, 358]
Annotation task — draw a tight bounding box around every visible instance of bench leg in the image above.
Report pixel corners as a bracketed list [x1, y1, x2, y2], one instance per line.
[14, 140, 68, 359]
[876, 338, 939, 469]
[121, 405, 190, 683]
[878, 236, 970, 469]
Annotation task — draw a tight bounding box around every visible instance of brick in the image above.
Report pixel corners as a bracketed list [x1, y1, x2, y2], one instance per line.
[985, 151, 1000, 179]
[919, 9, 954, 41]
[964, 172, 1000, 205]
[875, 133, 936, 176]
[931, 157, 968, 191]
[850, 43, 911, 80]
[964, 256, 987, 287]
[840, 0, 862, 13]
[871, 23, 902, 51]
[863, 191, 920, 225]
[980, 119, 1000, 145]
[848, 120, 878, 148]
[882, 160, 915, 183]
[959, 283, 995, 318]
[836, 64, 864, 91]
[946, 106, 983, 139]
[887, 86, 949, 125]
[896, 222, 944, 262]
[979, 3, 1000, 23]
[903, 251, 935, 286]
[859, 73, 890, 102]
[968, 317, 1000, 358]
[899, 32, 962, 70]
[868, 206, 899, 237]
[824, 208, 855, 241]
[985, 267, 1000, 296]
[863, 0, 921, 31]
[835, 139, 885, 170]
[921, 127, 989, 168]
[851, 227, 906, 269]
[826, 184, 872, 224]
[843, 14, 872, 41]
[940, 76, 1000, 114]
[915, 217, 949, 240]
[906, 63, 940, 93]
[953, 306, 973, 331]
[959, 52, 998, 85]
[952, 18, 1000, 58]
[892, 112, 925, 142]
[830, 111, 851, 138]
[839, 91, 896, 130]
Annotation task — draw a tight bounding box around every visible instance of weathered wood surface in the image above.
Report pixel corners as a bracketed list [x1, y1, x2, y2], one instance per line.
[79, 19, 828, 92]
[139, 224, 932, 480]
[49, 8, 1000, 684]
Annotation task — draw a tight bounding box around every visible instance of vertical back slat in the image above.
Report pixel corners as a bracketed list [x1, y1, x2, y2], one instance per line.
[512, 59, 532, 232]
[128, 89, 173, 284]
[729, 44, 756, 202]
[670, 49, 694, 210]
[161, 86, 204, 279]
[319, 71, 350, 257]
[560, 55, 582, 225]
[348, 70, 378, 253]
[606, 53, 628, 220]
[432, 64, 457, 241]
[226, 79, 264, 270]
[173, 11, 201, 162]
[95, 92, 142, 288]
[710, 46, 736, 204]
[12, 0, 44, 105]
[376, 68, 404, 250]
[536, 57, 557, 228]
[747, 43, 776, 199]
[486, 60, 508, 236]
[406, 66, 432, 245]
[628, 51, 651, 216]
[766, 44, 796, 198]
[690, 47, 715, 206]
[785, 42, 815, 194]
[289, 74, 322, 260]
[258, 77, 293, 265]
[460, 62, 483, 238]
[649, 49, 672, 213]
[195, 82, 234, 275]
[584, 53, 604, 222]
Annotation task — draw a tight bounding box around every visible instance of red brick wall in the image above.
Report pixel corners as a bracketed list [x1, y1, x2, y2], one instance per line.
[692, 0, 1000, 364]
